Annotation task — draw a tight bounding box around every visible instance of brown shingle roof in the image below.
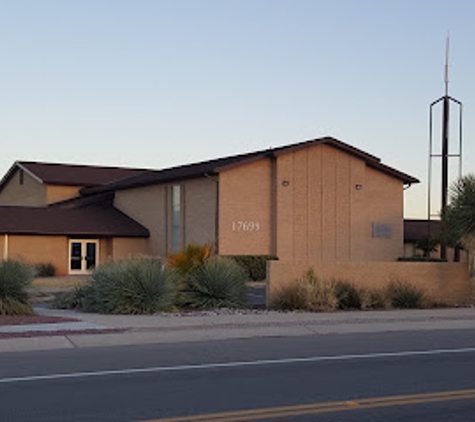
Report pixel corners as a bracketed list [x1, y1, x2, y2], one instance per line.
[0, 205, 149, 237]
[14, 161, 151, 187]
[82, 137, 419, 195]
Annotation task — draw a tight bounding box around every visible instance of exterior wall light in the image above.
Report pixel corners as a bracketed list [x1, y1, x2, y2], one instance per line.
[355, 184, 363, 190]
[282, 180, 290, 187]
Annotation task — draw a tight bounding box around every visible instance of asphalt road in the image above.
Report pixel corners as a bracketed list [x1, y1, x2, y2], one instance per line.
[1, 329, 475, 421]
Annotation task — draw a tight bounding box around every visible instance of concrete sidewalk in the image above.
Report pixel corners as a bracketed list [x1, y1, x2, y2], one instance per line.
[1, 306, 475, 353]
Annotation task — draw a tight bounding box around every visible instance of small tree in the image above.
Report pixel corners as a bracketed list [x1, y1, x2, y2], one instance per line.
[415, 236, 439, 258]
[441, 175, 475, 274]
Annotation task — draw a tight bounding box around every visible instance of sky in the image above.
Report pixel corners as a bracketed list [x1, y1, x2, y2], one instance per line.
[1, 0, 474, 218]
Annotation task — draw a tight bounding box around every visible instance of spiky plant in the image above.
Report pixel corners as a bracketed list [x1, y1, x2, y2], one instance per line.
[0, 260, 35, 315]
[442, 174, 475, 272]
[183, 258, 248, 309]
[80, 258, 179, 314]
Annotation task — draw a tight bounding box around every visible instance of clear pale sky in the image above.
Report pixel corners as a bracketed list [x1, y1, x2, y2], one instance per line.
[1, 0, 474, 218]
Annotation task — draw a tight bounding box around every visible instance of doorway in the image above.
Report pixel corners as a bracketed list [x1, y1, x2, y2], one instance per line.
[69, 239, 99, 274]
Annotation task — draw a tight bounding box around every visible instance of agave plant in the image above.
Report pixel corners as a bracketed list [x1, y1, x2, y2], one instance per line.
[0, 260, 35, 315]
[182, 258, 248, 309]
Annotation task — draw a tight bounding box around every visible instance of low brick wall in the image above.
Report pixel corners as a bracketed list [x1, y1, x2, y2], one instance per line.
[267, 261, 472, 306]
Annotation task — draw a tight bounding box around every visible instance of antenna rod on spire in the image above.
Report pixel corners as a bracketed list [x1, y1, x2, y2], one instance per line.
[445, 35, 450, 97]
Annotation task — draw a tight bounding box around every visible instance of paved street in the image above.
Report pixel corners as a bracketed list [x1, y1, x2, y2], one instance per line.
[1, 329, 475, 421]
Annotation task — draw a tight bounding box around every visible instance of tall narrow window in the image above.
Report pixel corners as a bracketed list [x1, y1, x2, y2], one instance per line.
[172, 185, 181, 252]
[19, 169, 24, 185]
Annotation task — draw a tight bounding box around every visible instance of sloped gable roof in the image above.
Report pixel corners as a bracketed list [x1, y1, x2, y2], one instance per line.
[82, 137, 419, 195]
[0, 161, 151, 191]
[0, 203, 149, 237]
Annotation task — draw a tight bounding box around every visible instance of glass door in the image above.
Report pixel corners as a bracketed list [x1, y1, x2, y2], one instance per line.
[69, 240, 99, 274]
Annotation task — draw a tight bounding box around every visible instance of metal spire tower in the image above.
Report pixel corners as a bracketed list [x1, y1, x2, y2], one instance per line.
[428, 36, 463, 260]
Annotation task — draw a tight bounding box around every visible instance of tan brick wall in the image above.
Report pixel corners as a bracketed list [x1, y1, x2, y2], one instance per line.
[183, 178, 218, 246]
[219, 159, 273, 255]
[276, 145, 404, 262]
[115, 177, 217, 257]
[218, 144, 405, 262]
[112, 237, 150, 260]
[0, 169, 46, 206]
[115, 184, 165, 256]
[268, 260, 472, 305]
[46, 185, 81, 204]
[6, 235, 69, 275]
[1, 235, 149, 275]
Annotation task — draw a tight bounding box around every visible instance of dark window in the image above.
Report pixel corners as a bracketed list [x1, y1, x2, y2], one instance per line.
[19, 169, 24, 185]
[172, 185, 181, 252]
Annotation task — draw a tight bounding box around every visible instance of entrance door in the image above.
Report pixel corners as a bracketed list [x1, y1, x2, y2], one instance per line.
[69, 240, 99, 274]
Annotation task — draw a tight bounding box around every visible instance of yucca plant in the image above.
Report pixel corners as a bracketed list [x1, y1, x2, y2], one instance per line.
[0, 260, 35, 315]
[80, 258, 180, 314]
[182, 258, 248, 309]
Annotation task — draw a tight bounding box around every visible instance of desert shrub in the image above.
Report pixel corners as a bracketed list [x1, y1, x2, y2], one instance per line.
[226, 255, 278, 281]
[302, 269, 338, 312]
[334, 280, 362, 309]
[0, 260, 35, 315]
[167, 244, 214, 274]
[269, 283, 306, 311]
[361, 288, 389, 309]
[386, 280, 425, 309]
[181, 258, 248, 309]
[35, 262, 57, 277]
[269, 269, 338, 312]
[51, 284, 93, 310]
[78, 258, 179, 314]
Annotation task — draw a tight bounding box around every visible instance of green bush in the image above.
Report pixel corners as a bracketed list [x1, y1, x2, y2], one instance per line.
[334, 280, 362, 309]
[397, 256, 446, 262]
[35, 262, 57, 277]
[79, 258, 179, 314]
[181, 258, 249, 309]
[0, 260, 35, 315]
[386, 280, 425, 309]
[226, 255, 278, 281]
